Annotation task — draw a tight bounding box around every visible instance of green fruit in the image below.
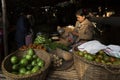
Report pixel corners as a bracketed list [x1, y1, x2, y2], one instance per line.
[84, 54, 88, 59]
[95, 58, 101, 63]
[25, 71, 31, 74]
[106, 62, 112, 65]
[20, 58, 28, 66]
[19, 67, 27, 74]
[37, 60, 44, 67]
[113, 61, 120, 65]
[27, 48, 34, 56]
[10, 56, 18, 64]
[31, 66, 40, 73]
[36, 58, 42, 62]
[101, 60, 106, 64]
[26, 65, 33, 70]
[25, 55, 32, 60]
[86, 55, 94, 61]
[97, 55, 103, 59]
[98, 50, 105, 54]
[12, 64, 19, 70]
[33, 54, 38, 59]
[83, 51, 88, 54]
[103, 56, 110, 62]
[31, 60, 37, 66]
[78, 51, 84, 57]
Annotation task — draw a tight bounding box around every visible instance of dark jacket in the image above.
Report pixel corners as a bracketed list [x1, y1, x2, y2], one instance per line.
[15, 15, 30, 48]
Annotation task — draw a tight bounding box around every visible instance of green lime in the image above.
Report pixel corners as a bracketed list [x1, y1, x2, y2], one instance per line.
[86, 55, 94, 61]
[12, 64, 19, 70]
[33, 54, 38, 59]
[78, 51, 84, 57]
[25, 71, 31, 74]
[27, 48, 34, 56]
[25, 54, 32, 60]
[26, 65, 33, 70]
[31, 66, 40, 73]
[20, 58, 28, 66]
[31, 60, 37, 66]
[37, 60, 44, 67]
[36, 58, 42, 62]
[19, 67, 27, 74]
[10, 56, 18, 64]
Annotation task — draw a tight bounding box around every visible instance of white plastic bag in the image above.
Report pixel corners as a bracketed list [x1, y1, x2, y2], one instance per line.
[104, 45, 120, 58]
[77, 40, 107, 55]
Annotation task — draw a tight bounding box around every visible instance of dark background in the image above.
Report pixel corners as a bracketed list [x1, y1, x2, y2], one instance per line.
[0, 0, 120, 53]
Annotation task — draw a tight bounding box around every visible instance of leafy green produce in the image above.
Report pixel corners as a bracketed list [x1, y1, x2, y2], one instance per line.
[33, 34, 69, 51]
[34, 35, 46, 44]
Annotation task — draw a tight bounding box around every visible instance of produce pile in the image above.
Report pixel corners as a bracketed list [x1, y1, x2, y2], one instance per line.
[51, 54, 64, 67]
[75, 50, 120, 65]
[19, 44, 46, 51]
[33, 34, 69, 51]
[34, 34, 46, 44]
[10, 48, 45, 75]
[18, 34, 71, 70]
[19, 34, 69, 52]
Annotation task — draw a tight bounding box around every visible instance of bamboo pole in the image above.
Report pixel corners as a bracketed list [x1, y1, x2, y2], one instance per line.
[1, 0, 8, 56]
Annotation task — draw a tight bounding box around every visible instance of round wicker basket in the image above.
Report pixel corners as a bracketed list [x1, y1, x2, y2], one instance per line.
[73, 52, 120, 80]
[2, 49, 51, 80]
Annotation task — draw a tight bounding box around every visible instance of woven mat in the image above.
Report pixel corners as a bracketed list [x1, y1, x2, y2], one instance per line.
[46, 65, 79, 80]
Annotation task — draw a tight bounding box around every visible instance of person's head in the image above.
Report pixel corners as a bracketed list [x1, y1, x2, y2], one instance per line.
[76, 9, 88, 23]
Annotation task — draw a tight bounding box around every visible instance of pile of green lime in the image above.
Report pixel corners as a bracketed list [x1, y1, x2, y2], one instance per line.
[10, 48, 45, 75]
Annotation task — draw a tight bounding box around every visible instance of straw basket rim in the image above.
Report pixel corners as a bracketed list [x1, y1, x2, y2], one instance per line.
[2, 49, 51, 79]
[74, 52, 120, 74]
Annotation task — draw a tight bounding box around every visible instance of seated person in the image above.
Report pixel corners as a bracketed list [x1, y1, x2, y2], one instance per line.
[57, 9, 95, 47]
[72, 9, 95, 45]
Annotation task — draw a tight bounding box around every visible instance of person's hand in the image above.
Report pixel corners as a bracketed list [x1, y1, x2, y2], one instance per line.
[72, 31, 78, 36]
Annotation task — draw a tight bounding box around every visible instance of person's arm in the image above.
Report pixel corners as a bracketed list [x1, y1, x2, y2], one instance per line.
[77, 24, 93, 40]
[72, 31, 79, 36]
[72, 21, 80, 36]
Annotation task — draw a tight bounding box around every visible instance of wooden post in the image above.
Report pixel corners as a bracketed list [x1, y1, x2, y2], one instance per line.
[1, 0, 8, 56]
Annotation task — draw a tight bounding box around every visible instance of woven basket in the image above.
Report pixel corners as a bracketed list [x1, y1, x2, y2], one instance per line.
[2, 49, 51, 80]
[73, 52, 120, 80]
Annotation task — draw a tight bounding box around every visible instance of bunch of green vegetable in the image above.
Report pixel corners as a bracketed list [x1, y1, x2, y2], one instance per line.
[34, 35, 46, 44]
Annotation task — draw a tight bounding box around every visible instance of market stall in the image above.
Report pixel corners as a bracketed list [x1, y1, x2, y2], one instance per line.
[1, 0, 120, 80]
